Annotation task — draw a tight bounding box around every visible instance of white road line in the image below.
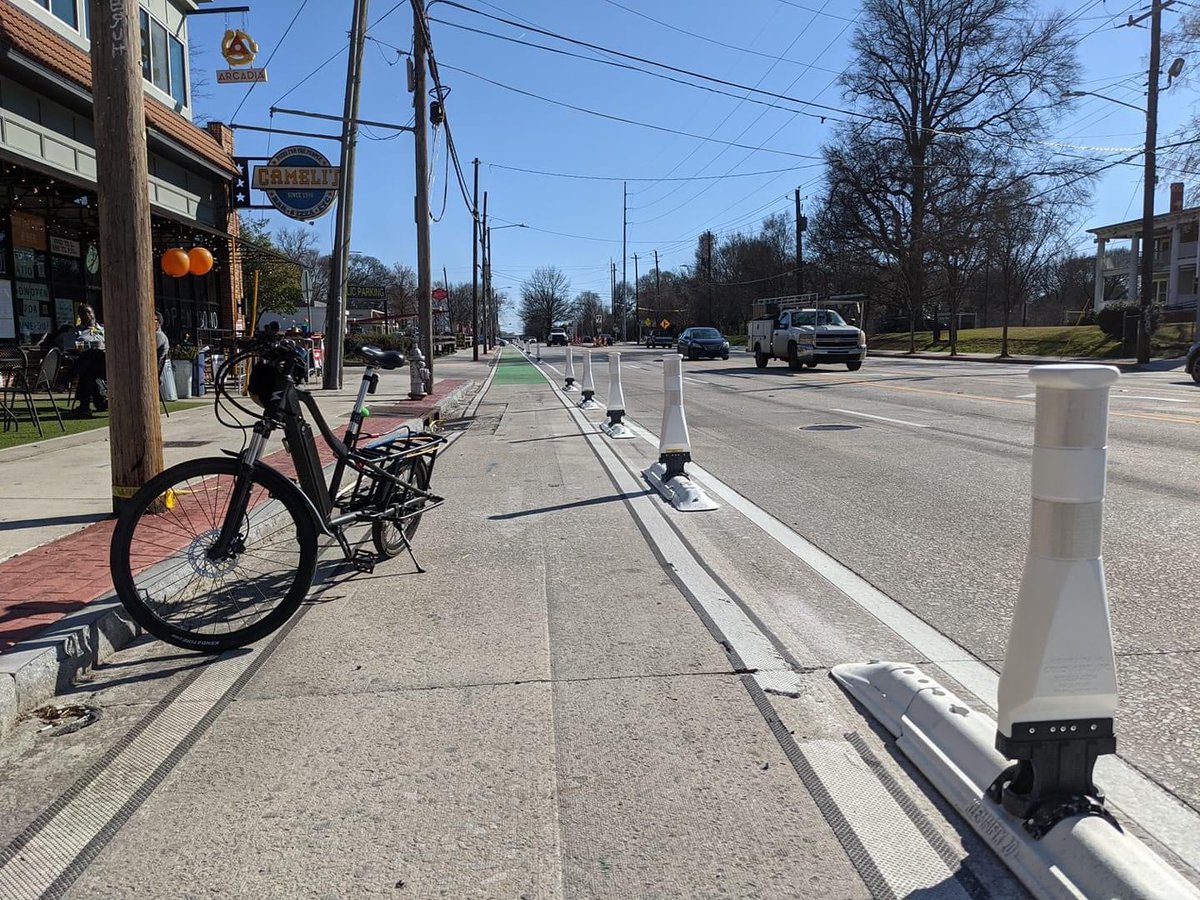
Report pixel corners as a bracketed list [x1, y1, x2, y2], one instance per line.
[524, 344, 1200, 869]
[1117, 395, 1192, 403]
[613, 421, 1200, 870]
[535, 361, 965, 897]
[830, 409, 929, 428]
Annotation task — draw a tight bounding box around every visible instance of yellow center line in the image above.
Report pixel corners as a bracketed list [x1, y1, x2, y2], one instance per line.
[793, 374, 1200, 426]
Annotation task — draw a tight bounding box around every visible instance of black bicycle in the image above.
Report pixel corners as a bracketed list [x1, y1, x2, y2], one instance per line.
[109, 338, 446, 652]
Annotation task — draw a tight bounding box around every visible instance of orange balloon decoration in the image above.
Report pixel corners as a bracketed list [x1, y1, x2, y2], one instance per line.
[188, 247, 214, 276]
[161, 248, 190, 278]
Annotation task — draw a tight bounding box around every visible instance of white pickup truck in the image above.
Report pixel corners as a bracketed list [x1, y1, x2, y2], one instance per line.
[748, 308, 867, 371]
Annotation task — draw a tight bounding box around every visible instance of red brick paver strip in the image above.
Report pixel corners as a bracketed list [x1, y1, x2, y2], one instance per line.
[0, 380, 467, 652]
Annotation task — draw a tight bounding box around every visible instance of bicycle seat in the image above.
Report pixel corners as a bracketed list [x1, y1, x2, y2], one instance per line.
[361, 346, 406, 370]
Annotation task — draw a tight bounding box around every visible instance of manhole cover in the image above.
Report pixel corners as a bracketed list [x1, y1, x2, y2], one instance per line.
[801, 424, 863, 432]
[163, 440, 211, 448]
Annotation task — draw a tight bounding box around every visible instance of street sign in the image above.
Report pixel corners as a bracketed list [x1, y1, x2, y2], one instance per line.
[660, 318, 670, 329]
[348, 284, 386, 300]
[218, 68, 268, 84]
[253, 145, 339, 221]
[432, 287, 448, 301]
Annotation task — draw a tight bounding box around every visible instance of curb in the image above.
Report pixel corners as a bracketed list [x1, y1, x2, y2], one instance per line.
[0, 382, 472, 741]
[867, 349, 1187, 372]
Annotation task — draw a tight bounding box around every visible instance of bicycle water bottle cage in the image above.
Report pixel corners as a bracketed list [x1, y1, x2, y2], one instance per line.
[360, 346, 406, 370]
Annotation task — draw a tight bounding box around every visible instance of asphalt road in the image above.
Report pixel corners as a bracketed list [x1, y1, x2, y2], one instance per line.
[540, 344, 1200, 816]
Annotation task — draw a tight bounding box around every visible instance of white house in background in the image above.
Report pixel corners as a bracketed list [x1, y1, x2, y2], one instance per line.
[1087, 182, 1200, 323]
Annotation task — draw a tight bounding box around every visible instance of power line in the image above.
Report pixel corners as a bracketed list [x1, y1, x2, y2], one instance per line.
[485, 162, 820, 182]
[434, 1, 869, 122]
[627, 0, 840, 206]
[267, 0, 411, 111]
[438, 63, 827, 159]
[594, 0, 843, 76]
[230, 0, 313, 122]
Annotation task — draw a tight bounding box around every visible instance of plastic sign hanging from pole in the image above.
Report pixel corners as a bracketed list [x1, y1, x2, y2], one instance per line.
[218, 28, 268, 83]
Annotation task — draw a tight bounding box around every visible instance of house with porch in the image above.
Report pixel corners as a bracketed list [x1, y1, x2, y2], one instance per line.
[1088, 183, 1200, 324]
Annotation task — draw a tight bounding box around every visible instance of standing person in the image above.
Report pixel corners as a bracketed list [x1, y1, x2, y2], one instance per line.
[154, 311, 170, 371]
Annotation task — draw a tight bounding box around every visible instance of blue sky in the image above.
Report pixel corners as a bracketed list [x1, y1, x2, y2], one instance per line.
[187, 0, 1196, 331]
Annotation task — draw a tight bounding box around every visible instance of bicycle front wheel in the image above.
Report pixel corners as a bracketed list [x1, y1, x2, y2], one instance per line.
[110, 457, 319, 652]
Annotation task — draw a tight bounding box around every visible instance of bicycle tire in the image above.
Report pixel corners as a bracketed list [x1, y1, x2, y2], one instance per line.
[372, 455, 432, 559]
[110, 457, 319, 652]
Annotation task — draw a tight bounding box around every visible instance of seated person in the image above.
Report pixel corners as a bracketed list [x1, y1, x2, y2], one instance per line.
[69, 304, 106, 416]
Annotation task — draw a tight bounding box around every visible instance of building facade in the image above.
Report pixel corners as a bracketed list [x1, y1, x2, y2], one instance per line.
[1089, 185, 1200, 324]
[0, 0, 241, 347]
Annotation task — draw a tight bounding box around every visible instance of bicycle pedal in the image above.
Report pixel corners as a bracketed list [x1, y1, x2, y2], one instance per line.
[351, 550, 376, 574]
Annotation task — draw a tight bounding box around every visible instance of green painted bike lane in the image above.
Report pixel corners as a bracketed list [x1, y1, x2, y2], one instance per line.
[491, 348, 549, 385]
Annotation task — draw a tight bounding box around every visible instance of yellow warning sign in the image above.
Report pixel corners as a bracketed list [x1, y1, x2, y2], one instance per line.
[660, 319, 670, 329]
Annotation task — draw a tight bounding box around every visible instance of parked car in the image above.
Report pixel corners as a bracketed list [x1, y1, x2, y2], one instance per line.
[547, 328, 568, 346]
[1187, 338, 1200, 384]
[645, 329, 674, 348]
[677, 327, 730, 360]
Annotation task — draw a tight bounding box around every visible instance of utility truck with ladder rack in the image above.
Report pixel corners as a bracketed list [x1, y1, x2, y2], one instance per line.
[748, 295, 867, 371]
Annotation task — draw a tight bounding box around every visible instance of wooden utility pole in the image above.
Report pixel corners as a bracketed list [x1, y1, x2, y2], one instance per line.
[621, 181, 627, 341]
[90, 0, 163, 512]
[471, 157, 480, 361]
[324, 0, 369, 390]
[1134, 0, 1169, 365]
[795, 189, 805, 297]
[654, 249, 661, 321]
[633, 252, 639, 341]
[481, 190, 489, 350]
[412, 2, 434, 390]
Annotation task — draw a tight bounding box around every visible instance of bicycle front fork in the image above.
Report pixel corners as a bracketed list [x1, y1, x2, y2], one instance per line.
[207, 424, 270, 561]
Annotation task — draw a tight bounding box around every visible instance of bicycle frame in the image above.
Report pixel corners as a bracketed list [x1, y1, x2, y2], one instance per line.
[208, 362, 443, 563]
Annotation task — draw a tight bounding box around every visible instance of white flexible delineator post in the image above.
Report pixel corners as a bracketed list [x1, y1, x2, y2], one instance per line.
[642, 354, 717, 511]
[830, 365, 1198, 898]
[992, 365, 1120, 826]
[600, 351, 634, 439]
[578, 351, 601, 409]
[564, 348, 578, 391]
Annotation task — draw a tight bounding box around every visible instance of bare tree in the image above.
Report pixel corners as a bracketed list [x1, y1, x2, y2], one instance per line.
[519, 266, 573, 339]
[836, 0, 1081, 347]
[988, 185, 1071, 355]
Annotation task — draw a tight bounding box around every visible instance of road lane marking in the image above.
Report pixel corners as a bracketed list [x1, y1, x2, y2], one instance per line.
[530, 356, 971, 898]
[1117, 395, 1193, 403]
[831, 409, 929, 429]
[604, 407, 1200, 870]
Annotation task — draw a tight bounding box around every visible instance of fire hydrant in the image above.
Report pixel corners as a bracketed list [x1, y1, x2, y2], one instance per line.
[408, 343, 428, 400]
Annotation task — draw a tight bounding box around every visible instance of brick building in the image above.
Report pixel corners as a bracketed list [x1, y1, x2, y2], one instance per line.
[0, 0, 241, 346]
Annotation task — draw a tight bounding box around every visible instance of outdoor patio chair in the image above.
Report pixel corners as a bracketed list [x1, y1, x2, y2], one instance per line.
[0, 345, 63, 437]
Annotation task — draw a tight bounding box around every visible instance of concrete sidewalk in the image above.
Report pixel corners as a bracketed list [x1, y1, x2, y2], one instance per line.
[0, 348, 886, 898]
[0, 350, 495, 737]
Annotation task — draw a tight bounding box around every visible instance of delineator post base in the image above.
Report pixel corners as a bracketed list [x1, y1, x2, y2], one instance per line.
[830, 661, 1199, 900]
[643, 461, 718, 512]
